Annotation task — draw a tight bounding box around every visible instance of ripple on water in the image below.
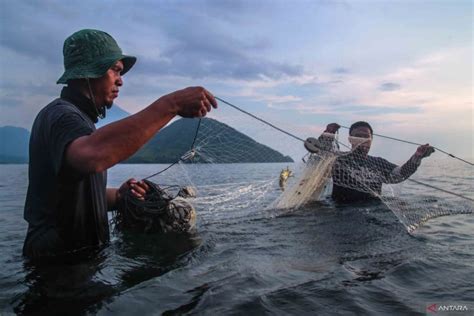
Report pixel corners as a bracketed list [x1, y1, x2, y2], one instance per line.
[1, 163, 473, 315]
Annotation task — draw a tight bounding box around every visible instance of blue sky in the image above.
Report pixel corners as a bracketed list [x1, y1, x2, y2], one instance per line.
[0, 0, 472, 160]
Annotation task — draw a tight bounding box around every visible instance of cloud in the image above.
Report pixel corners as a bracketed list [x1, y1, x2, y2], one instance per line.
[332, 67, 350, 74]
[129, 11, 304, 80]
[134, 52, 303, 80]
[378, 82, 401, 91]
[0, 1, 304, 83]
[0, 1, 471, 158]
[0, 1, 69, 64]
[0, 0, 305, 128]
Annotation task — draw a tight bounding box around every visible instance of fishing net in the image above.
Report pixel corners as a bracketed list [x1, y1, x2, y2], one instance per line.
[114, 180, 197, 234]
[117, 98, 473, 233]
[289, 133, 473, 232]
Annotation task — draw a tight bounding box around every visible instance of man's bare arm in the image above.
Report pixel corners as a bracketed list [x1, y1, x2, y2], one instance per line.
[387, 144, 434, 183]
[65, 87, 217, 174]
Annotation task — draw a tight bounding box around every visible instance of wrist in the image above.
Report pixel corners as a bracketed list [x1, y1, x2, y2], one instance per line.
[410, 153, 423, 165]
[155, 94, 179, 116]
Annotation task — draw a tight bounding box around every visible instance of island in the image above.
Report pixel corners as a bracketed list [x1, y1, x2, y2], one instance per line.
[126, 118, 293, 163]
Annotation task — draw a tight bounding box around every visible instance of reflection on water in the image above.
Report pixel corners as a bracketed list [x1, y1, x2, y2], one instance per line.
[14, 231, 201, 315]
[0, 163, 473, 315]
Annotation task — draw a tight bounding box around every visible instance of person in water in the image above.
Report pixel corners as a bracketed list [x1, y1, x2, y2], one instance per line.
[23, 29, 218, 258]
[315, 121, 434, 203]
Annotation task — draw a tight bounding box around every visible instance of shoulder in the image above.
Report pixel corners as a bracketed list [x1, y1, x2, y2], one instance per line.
[41, 98, 82, 116]
[38, 98, 89, 125]
[32, 98, 94, 139]
[368, 155, 396, 169]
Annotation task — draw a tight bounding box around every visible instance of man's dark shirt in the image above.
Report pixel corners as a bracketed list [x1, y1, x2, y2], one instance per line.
[317, 133, 421, 204]
[23, 87, 109, 258]
[331, 153, 397, 203]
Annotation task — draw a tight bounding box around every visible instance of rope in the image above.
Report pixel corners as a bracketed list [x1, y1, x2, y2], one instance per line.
[407, 178, 474, 202]
[339, 125, 473, 166]
[216, 97, 472, 167]
[140, 96, 472, 202]
[336, 140, 474, 202]
[213, 97, 473, 202]
[215, 96, 306, 143]
[143, 118, 202, 180]
[143, 161, 179, 180]
[113, 179, 172, 232]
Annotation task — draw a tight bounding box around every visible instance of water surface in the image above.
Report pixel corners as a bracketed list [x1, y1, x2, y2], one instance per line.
[0, 163, 473, 315]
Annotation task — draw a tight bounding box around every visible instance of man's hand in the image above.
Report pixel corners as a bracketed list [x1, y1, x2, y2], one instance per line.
[414, 144, 435, 159]
[162, 86, 218, 118]
[117, 178, 150, 201]
[325, 123, 340, 134]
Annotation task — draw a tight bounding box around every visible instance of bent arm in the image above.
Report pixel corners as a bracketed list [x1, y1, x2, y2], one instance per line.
[64, 87, 217, 174]
[385, 155, 422, 184]
[65, 98, 176, 174]
[385, 144, 433, 184]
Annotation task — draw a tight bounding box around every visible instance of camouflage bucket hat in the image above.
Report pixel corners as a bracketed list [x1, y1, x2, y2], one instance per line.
[57, 29, 136, 84]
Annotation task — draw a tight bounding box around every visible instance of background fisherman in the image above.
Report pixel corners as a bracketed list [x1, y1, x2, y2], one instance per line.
[314, 121, 434, 203]
[23, 29, 217, 258]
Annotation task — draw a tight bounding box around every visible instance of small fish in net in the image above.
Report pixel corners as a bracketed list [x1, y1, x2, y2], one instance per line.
[114, 180, 196, 234]
[279, 166, 293, 191]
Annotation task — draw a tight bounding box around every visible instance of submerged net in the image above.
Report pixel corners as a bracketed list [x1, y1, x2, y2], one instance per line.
[114, 180, 197, 234]
[117, 98, 473, 233]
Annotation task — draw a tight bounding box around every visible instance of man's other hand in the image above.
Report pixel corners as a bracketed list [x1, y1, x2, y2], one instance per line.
[117, 178, 150, 201]
[325, 123, 340, 134]
[415, 144, 435, 159]
[163, 86, 218, 118]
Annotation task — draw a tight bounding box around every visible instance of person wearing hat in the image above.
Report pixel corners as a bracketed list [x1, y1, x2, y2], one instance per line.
[23, 29, 217, 258]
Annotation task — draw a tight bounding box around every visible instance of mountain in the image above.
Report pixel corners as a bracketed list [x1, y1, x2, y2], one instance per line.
[127, 118, 294, 163]
[0, 112, 293, 164]
[0, 126, 30, 163]
[96, 104, 131, 128]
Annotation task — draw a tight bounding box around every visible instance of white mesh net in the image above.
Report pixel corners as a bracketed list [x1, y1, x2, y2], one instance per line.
[298, 133, 473, 232]
[141, 101, 473, 233]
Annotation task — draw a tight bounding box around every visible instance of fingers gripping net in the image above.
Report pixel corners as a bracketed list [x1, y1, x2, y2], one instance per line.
[114, 180, 197, 234]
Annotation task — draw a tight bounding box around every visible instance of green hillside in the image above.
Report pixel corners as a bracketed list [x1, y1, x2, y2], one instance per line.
[126, 118, 293, 163]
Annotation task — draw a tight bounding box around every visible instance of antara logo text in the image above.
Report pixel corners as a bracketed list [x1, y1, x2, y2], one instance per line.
[427, 303, 469, 313]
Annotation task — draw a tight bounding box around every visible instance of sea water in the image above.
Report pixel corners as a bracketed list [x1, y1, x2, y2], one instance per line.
[0, 163, 473, 315]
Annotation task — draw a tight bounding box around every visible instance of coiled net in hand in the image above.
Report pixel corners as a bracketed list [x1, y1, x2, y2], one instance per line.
[114, 180, 196, 234]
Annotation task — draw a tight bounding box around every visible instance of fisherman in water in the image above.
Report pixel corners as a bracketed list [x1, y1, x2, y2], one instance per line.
[23, 29, 218, 259]
[306, 122, 434, 203]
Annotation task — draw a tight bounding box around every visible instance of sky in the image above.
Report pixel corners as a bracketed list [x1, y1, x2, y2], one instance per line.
[0, 0, 472, 161]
